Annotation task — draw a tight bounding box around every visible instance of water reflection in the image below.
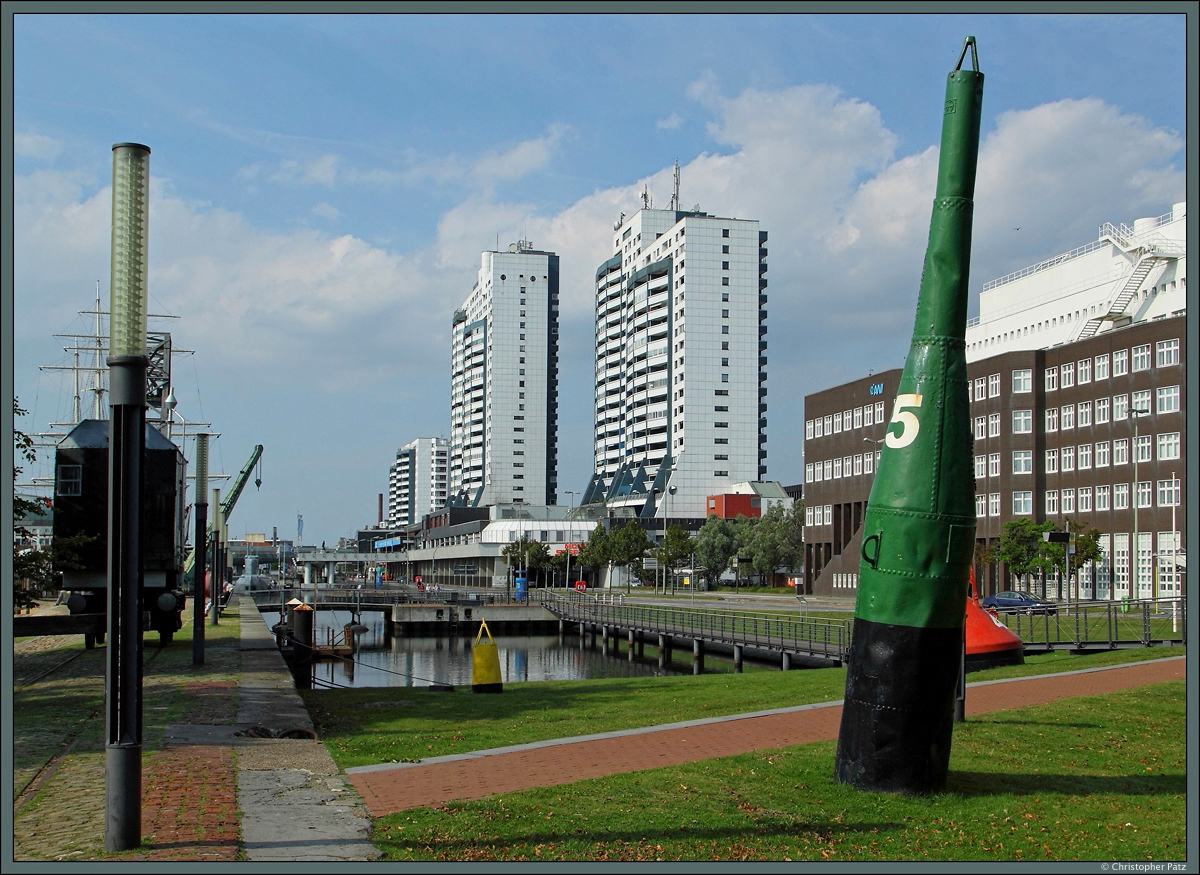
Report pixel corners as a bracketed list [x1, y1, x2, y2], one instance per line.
[261, 608, 741, 689]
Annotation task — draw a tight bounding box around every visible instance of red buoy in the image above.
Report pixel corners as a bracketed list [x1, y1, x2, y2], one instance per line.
[965, 568, 1024, 671]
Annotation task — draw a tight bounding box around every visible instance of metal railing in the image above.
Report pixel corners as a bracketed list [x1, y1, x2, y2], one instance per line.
[986, 597, 1186, 651]
[537, 591, 852, 661]
[248, 586, 516, 611]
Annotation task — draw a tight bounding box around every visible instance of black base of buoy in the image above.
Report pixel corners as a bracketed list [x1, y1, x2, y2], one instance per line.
[834, 617, 960, 795]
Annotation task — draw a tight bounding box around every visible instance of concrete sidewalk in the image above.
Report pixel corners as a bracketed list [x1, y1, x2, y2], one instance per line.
[215, 600, 382, 862]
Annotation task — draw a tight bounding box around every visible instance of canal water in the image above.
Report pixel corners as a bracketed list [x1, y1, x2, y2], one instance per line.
[260, 608, 750, 690]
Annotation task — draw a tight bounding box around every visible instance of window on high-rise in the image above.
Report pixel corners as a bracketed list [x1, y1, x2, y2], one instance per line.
[1094, 353, 1109, 379]
[1013, 491, 1032, 515]
[1156, 338, 1179, 367]
[1136, 481, 1152, 508]
[1045, 490, 1059, 514]
[1113, 393, 1128, 420]
[1114, 483, 1129, 510]
[1132, 344, 1151, 371]
[1157, 385, 1180, 414]
[1135, 435, 1152, 463]
[1012, 368, 1031, 392]
[1157, 432, 1180, 460]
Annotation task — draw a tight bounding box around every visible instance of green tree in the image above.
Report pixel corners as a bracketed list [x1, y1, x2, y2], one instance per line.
[731, 516, 757, 590]
[607, 519, 651, 590]
[575, 523, 609, 586]
[501, 536, 549, 586]
[653, 523, 694, 591]
[746, 503, 797, 587]
[1042, 519, 1104, 599]
[12, 399, 90, 612]
[993, 517, 1056, 597]
[693, 515, 738, 587]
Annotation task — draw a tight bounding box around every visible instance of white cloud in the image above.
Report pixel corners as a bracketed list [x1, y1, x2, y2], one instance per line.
[12, 82, 1185, 538]
[312, 202, 340, 220]
[14, 132, 63, 161]
[655, 112, 683, 131]
[267, 154, 339, 186]
[470, 123, 570, 188]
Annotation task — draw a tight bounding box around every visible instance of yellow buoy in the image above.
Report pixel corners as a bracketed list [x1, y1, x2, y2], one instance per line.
[471, 617, 502, 693]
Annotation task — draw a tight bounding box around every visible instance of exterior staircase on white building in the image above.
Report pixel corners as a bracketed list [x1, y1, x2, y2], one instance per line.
[1075, 225, 1184, 341]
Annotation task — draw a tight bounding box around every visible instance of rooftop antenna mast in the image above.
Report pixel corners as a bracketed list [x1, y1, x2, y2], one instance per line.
[671, 159, 680, 210]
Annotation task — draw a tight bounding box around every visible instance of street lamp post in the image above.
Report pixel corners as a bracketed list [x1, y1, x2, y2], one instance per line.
[105, 142, 151, 853]
[191, 434, 209, 667]
[667, 485, 677, 594]
[1131, 406, 1150, 601]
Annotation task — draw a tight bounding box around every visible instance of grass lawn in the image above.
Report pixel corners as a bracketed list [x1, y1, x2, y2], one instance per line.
[301, 646, 1186, 862]
[369, 681, 1185, 862]
[300, 646, 1184, 769]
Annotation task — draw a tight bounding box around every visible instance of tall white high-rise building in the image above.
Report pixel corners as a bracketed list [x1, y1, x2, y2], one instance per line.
[388, 437, 448, 528]
[448, 241, 559, 507]
[583, 207, 768, 519]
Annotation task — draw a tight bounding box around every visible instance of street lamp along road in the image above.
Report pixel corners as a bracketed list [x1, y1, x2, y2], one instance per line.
[1131, 406, 1150, 601]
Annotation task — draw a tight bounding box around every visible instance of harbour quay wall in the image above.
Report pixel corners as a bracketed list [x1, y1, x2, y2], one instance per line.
[385, 603, 557, 637]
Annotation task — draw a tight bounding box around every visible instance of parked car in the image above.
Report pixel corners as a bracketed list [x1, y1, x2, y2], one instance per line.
[981, 590, 1059, 615]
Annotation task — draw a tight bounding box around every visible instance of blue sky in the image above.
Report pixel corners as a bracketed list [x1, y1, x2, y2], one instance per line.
[9, 10, 1191, 545]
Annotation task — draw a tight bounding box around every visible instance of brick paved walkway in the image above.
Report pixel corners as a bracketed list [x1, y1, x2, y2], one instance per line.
[347, 657, 1186, 817]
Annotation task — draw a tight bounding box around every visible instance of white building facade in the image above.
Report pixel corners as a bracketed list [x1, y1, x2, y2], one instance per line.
[387, 437, 448, 528]
[583, 208, 768, 520]
[448, 241, 559, 508]
[966, 202, 1187, 361]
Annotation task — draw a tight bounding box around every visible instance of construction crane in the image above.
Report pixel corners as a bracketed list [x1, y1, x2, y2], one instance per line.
[182, 444, 263, 587]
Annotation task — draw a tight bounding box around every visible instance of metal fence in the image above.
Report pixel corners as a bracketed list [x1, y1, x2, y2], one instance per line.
[537, 591, 852, 661]
[248, 586, 515, 612]
[988, 597, 1186, 651]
